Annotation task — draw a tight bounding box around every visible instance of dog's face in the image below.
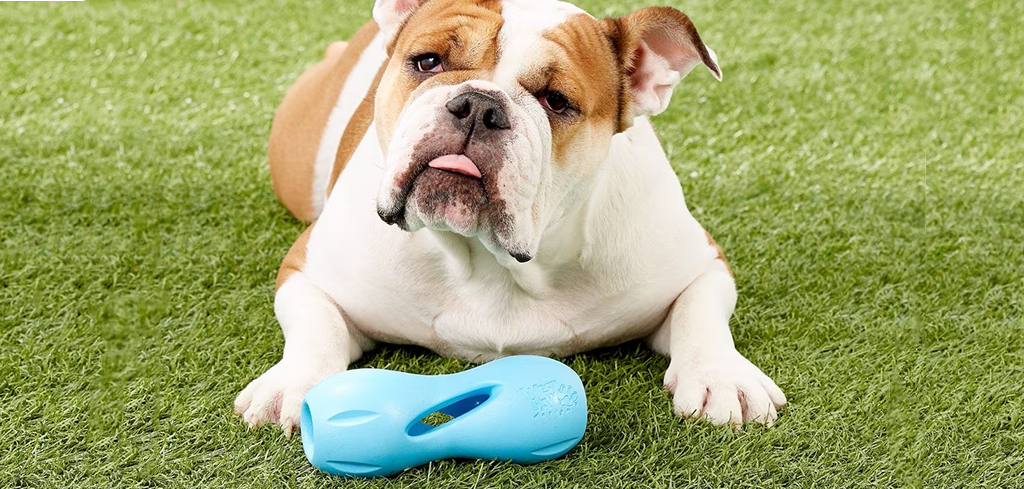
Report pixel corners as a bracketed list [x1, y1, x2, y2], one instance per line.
[373, 0, 720, 262]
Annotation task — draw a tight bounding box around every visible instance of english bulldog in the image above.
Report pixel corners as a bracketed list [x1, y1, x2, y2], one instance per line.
[234, 0, 786, 435]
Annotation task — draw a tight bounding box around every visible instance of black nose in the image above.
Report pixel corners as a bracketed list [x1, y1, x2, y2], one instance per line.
[446, 91, 511, 132]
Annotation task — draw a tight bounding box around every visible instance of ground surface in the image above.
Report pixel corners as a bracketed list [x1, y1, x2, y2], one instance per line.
[1, 0, 1021, 487]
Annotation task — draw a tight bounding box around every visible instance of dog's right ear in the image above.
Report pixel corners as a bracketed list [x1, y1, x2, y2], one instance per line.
[373, 0, 424, 44]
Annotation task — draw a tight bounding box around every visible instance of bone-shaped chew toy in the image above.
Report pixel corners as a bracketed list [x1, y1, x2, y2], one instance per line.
[300, 355, 588, 477]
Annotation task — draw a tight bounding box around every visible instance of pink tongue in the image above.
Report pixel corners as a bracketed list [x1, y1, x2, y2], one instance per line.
[427, 154, 482, 178]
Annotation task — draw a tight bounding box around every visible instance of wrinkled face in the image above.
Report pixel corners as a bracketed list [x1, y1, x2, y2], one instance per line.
[374, 0, 622, 262]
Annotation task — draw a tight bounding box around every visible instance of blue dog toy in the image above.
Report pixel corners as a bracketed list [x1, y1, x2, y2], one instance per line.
[300, 355, 587, 477]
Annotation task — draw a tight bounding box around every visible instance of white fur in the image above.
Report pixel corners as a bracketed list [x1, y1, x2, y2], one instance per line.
[237, 0, 785, 432]
[310, 33, 387, 215]
[494, 0, 587, 85]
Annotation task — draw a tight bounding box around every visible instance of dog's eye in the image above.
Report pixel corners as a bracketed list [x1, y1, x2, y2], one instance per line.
[538, 91, 569, 114]
[412, 53, 444, 74]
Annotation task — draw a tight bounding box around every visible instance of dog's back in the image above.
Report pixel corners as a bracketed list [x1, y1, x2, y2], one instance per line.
[268, 22, 387, 221]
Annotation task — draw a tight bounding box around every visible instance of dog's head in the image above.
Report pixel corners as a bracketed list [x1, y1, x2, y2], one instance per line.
[373, 0, 720, 263]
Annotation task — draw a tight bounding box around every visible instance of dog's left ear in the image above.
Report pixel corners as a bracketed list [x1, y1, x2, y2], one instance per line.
[373, 0, 424, 44]
[603, 7, 721, 124]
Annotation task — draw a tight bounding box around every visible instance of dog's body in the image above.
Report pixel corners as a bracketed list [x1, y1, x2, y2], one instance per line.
[236, 0, 785, 434]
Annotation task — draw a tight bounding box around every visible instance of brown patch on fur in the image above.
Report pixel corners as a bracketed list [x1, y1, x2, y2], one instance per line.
[325, 62, 387, 196]
[535, 14, 622, 165]
[268, 21, 380, 222]
[375, 0, 504, 147]
[387, 0, 502, 59]
[704, 229, 732, 276]
[276, 224, 314, 290]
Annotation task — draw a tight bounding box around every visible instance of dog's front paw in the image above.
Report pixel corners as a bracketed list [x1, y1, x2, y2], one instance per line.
[664, 350, 786, 427]
[234, 360, 341, 436]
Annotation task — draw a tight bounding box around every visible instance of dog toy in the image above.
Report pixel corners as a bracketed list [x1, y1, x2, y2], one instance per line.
[300, 355, 587, 477]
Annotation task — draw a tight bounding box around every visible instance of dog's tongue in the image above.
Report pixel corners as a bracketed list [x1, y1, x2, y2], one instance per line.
[427, 154, 482, 179]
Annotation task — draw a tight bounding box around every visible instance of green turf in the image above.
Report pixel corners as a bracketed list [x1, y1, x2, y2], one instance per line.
[1, 0, 1021, 487]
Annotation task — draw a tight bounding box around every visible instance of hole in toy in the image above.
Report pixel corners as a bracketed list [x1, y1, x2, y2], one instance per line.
[420, 411, 455, 426]
[407, 392, 491, 436]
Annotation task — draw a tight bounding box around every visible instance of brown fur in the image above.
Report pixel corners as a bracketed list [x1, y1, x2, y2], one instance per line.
[276, 224, 314, 290]
[375, 0, 504, 148]
[268, 22, 380, 222]
[704, 229, 732, 276]
[326, 62, 387, 196]
[537, 14, 622, 165]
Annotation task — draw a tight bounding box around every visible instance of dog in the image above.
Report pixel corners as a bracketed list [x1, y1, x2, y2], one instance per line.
[234, 0, 786, 435]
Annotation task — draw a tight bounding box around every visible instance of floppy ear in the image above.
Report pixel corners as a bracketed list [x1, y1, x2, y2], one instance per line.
[603, 7, 721, 121]
[373, 0, 424, 42]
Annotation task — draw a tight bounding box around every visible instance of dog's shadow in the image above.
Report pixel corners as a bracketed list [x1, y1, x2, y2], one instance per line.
[350, 341, 672, 431]
[338, 342, 723, 479]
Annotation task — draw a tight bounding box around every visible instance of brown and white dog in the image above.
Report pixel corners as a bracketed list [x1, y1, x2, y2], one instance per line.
[235, 0, 786, 435]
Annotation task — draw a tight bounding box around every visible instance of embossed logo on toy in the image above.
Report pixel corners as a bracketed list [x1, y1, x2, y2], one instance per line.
[521, 380, 579, 418]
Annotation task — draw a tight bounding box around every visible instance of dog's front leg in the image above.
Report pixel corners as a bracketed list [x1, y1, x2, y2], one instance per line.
[234, 273, 371, 435]
[647, 261, 786, 427]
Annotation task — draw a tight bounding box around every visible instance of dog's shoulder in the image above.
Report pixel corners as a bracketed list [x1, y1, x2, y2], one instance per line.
[268, 21, 386, 222]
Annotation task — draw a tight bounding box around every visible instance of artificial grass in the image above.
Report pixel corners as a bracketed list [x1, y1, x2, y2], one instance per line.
[1, 0, 1021, 487]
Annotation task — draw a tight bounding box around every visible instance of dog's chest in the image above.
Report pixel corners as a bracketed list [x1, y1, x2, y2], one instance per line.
[425, 273, 587, 361]
[361, 279, 670, 362]
[305, 227, 676, 361]
[424, 275, 677, 361]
